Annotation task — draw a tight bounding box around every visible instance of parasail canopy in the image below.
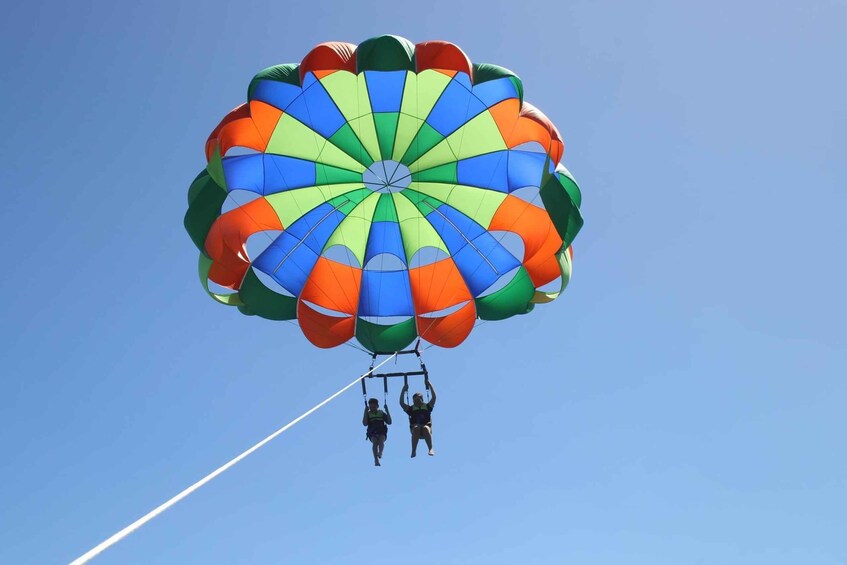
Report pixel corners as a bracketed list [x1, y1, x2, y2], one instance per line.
[185, 35, 584, 353]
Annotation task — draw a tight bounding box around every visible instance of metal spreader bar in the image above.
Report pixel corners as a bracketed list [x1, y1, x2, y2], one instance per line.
[360, 340, 430, 404]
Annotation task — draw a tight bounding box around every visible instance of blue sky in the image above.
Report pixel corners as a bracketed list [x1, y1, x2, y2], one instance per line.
[1, 0, 845, 563]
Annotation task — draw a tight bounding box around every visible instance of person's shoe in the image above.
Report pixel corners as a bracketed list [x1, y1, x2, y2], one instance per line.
[411, 452, 416, 458]
[375, 460, 381, 466]
[428, 449, 435, 456]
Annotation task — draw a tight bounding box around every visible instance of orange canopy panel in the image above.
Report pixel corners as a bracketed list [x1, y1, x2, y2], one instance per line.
[298, 257, 362, 316]
[489, 195, 563, 286]
[416, 301, 476, 348]
[408, 258, 473, 315]
[207, 102, 283, 160]
[204, 198, 282, 289]
[297, 301, 356, 348]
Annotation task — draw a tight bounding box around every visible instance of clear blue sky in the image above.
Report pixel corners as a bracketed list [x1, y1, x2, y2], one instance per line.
[1, 1, 845, 563]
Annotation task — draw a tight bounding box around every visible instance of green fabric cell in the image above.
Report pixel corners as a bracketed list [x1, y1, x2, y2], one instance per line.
[184, 171, 227, 254]
[472, 63, 523, 103]
[247, 63, 301, 100]
[373, 112, 400, 160]
[356, 35, 415, 72]
[372, 193, 399, 222]
[356, 317, 418, 353]
[539, 173, 584, 247]
[328, 123, 374, 167]
[237, 269, 297, 320]
[400, 123, 445, 165]
[413, 162, 458, 184]
[315, 163, 363, 185]
[475, 267, 536, 320]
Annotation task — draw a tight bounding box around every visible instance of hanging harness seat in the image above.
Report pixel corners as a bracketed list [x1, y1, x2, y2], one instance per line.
[366, 409, 389, 440]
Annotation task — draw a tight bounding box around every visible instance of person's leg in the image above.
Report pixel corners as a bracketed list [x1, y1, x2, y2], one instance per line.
[370, 437, 380, 466]
[377, 435, 385, 459]
[422, 425, 434, 455]
[411, 426, 421, 457]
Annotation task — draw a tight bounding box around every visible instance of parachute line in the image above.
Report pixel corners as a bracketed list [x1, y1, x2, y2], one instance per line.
[68, 353, 398, 565]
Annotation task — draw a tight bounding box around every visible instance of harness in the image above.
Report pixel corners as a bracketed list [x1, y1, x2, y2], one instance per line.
[407, 404, 432, 427]
[366, 409, 388, 439]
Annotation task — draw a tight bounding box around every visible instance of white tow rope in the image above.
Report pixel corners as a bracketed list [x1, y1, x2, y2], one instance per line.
[69, 354, 396, 564]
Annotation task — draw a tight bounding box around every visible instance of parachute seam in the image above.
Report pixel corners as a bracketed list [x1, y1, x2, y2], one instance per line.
[396, 192, 475, 345]
[312, 72, 374, 168]
[211, 100, 360, 349]
[414, 102, 532, 344]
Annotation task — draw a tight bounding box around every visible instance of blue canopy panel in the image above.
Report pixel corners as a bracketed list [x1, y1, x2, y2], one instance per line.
[365, 71, 407, 113]
[252, 202, 346, 295]
[451, 71, 473, 91]
[282, 78, 348, 139]
[471, 77, 520, 108]
[358, 270, 415, 317]
[252, 232, 317, 296]
[423, 204, 521, 296]
[250, 80, 303, 112]
[457, 151, 509, 191]
[423, 204, 486, 251]
[283, 202, 348, 254]
[507, 150, 554, 192]
[222, 154, 317, 195]
[364, 221, 407, 266]
[425, 77, 488, 137]
[452, 233, 522, 297]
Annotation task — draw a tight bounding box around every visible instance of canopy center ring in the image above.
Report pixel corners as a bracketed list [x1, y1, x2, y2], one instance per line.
[362, 160, 412, 193]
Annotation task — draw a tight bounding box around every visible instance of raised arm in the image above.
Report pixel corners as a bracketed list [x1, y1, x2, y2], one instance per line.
[399, 384, 410, 411]
[427, 381, 437, 409]
[362, 406, 369, 426]
[383, 404, 392, 425]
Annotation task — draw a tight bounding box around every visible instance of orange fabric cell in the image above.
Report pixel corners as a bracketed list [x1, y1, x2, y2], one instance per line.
[489, 195, 564, 287]
[523, 248, 562, 288]
[509, 125, 553, 162]
[206, 104, 250, 161]
[415, 41, 472, 75]
[297, 302, 356, 348]
[248, 100, 283, 145]
[487, 100, 565, 164]
[408, 258, 473, 315]
[204, 198, 283, 289]
[215, 114, 269, 159]
[518, 103, 564, 164]
[300, 42, 357, 82]
[416, 301, 476, 348]
[298, 257, 362, 316]
[487, 98, 522, 144]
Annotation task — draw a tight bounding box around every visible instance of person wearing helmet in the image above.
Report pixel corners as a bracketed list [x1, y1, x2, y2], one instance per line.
[400, 382, 437, 457]
[363, 398, 391, 466]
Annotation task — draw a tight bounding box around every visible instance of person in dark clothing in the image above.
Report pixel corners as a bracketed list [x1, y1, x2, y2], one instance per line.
[363, 398, 392, 466]
[400, 382, 436, 457]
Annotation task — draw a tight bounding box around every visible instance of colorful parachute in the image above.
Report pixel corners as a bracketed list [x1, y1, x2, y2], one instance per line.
[184, 35, 584, 353]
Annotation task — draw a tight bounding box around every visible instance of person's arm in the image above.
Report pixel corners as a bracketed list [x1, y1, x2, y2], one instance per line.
[399, 384, 409, 411]
[427, 381, 436, 409]
[362, 406, 369, 426]
[383, 404, 392, 425]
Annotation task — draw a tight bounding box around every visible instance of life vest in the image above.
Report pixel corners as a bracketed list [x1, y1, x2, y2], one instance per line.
[408, 404, 431, 426]
[366, 410, 388, 438]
